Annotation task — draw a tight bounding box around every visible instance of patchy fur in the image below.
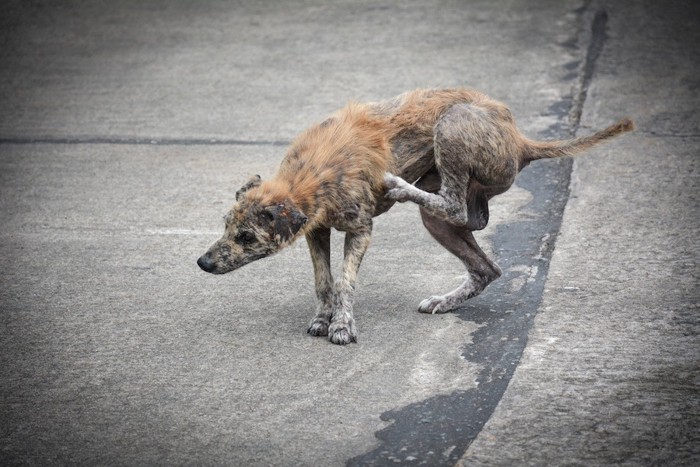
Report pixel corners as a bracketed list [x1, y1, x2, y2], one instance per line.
[198, 88, 633, 344]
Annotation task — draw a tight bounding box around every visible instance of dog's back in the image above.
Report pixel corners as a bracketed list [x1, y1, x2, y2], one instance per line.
[259, 103, 394, 231]
[267, 88, 517, 222]
[369, 89, 511, 183]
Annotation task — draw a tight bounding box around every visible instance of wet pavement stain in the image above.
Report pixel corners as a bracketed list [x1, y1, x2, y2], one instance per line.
[348, 155, 573, 466]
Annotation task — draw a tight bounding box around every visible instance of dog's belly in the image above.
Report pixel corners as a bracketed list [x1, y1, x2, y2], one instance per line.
[394, 143, 435, 183]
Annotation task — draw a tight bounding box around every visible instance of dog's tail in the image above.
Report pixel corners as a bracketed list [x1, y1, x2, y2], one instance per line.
[522, 118, 634, 162]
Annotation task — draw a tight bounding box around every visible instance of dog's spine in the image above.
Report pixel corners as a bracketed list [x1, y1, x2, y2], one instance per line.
[522, 118, 634, 162]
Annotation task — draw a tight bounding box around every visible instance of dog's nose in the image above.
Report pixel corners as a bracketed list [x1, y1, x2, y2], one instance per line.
[197, 254, 216, 273]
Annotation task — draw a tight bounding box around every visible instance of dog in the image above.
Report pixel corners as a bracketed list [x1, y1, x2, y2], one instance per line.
[197, 88, 633, 345]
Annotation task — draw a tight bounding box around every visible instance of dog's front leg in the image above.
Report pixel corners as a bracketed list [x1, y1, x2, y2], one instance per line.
[305, 227, 334, 337]
[329, 225, 372, 345]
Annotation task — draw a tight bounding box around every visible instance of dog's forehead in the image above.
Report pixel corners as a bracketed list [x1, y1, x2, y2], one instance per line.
[225, 200, 264, 227]
[224, 203, 246, 226]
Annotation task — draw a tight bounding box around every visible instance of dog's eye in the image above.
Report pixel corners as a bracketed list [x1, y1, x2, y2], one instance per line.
[235, 231, 256, 245]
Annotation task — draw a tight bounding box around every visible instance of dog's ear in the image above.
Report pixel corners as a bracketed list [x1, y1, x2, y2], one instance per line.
[236, 174, 262, 201]
[263, 201, 308, 243]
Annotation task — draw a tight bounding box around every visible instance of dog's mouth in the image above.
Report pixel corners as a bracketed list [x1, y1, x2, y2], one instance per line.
[197, 253, 268, 274]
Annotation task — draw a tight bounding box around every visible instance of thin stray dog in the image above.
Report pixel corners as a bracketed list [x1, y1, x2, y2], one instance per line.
[197, 88, 633, 345]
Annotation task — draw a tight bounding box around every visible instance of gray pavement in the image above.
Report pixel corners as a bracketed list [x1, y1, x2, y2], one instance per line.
[461, 2, 700, 465]
[1, 1, 697, 466]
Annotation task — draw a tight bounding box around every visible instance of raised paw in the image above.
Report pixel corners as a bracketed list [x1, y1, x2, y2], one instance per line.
[418, 295, 453, 314]
[328, 321, 357, 345]
[383, 174, 412, 202]
[383, 172, 403, 189]
[307, 317, 329, 337]
[385, 188, 412, 202]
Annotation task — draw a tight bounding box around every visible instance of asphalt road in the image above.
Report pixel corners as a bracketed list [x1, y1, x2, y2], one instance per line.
[1, 1, 698, 466]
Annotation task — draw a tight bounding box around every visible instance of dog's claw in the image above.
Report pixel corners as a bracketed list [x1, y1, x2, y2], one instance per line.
[328, 322, 358, 345]
[383, 173, 412, 202]
[418, 295, 451, 314]
[384, 173, 424, 204]
[307, 318, 329, 337]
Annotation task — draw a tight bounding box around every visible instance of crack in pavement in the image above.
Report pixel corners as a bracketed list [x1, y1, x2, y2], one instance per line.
[569, 8, 609, 134]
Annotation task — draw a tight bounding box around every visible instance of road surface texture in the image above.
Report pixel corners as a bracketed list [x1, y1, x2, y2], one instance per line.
[1, 0, 697, 465]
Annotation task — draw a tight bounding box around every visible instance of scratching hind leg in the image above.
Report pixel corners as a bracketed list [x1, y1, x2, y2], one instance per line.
[384, 172, 460, 217]
[385, 103, 512, 230]
[384, 102, 474, 225]
[417, 207, 501, 314]
[384, 172, 489, 230]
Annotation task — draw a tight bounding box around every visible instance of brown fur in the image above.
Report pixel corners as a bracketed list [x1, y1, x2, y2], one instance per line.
[254, 103, 394, 231]
[198, 88, 634, 344]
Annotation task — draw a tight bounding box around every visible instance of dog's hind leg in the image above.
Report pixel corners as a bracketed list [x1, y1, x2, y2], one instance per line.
[328, 225, 372, 344]
[306, 227, 334, 336]
[417, 206, 502, 314]
[385, 103, 517, 230]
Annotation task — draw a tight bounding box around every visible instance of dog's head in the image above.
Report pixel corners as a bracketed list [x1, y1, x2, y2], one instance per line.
[197, 175, 308, 274]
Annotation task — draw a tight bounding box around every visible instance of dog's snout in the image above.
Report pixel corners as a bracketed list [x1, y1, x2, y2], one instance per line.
[197, 253, 216, 273]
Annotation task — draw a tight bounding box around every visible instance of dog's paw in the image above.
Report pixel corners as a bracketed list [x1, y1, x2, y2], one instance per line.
[384, 187, 411, 202]
[383, 174, 416, 203]
[383, 172, 403, 188]
[307, 317, 329, 337]
[328, 321, 357, 345]
[418, 295, 453, 314]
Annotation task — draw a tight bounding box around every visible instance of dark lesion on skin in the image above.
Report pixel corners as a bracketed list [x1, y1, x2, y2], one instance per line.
[319, 117, 336, 128]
